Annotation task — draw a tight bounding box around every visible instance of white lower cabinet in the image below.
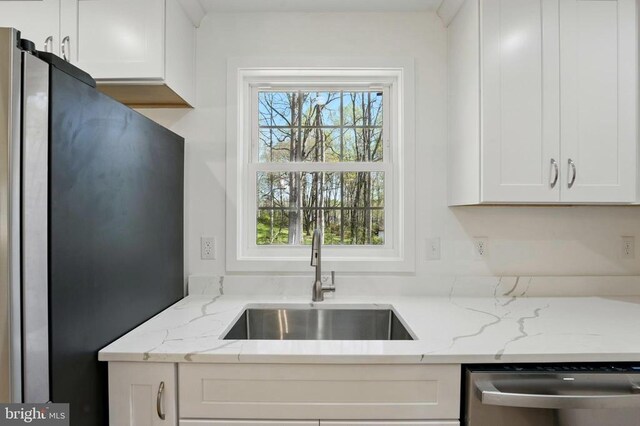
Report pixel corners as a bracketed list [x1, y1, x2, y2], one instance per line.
[108, 362, 177, 426]
[108, 362, 461, 426]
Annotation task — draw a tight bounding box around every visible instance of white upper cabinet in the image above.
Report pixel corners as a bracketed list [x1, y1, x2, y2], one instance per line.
[559, 0, 637, 203]
[0, 0, 195, 107]
[0, 0, 61, 53]
[481, 0, 560, 203]
[60, 0, 165, 80]
[447, 0, 637, 205]
[61, 0, 196, 107]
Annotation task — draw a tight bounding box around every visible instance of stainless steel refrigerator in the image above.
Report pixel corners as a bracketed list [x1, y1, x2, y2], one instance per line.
[0, 28, 185, 425]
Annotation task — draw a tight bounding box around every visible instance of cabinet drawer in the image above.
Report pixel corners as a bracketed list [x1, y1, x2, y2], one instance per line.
[179, 363, 460, 420]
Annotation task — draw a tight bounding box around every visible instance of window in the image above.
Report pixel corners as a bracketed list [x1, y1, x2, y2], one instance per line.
[227, 61, 415, 272]
[255, 89, 388, 246]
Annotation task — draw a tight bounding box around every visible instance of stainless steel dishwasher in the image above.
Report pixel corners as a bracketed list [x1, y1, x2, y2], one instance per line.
[465, 365, 640, 426]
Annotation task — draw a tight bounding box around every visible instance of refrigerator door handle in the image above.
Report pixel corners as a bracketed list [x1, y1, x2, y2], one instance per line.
[476, 379, 640, 410]
[21, 51, 50, 403]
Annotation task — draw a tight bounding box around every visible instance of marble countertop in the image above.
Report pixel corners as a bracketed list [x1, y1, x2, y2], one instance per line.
[98, 292, 640, 364]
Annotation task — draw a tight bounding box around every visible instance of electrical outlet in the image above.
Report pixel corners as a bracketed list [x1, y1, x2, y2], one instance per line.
[622, 236, 635, 259]
[201, 237, 216, 260]
[474, 237, 488, 260]
[426, 237, 441, 260]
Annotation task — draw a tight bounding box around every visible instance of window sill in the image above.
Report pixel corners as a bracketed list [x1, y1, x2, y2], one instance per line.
[226, 254, 415, 273]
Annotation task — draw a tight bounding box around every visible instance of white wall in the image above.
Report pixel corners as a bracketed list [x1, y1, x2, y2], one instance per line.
[139, 11, 640, 289]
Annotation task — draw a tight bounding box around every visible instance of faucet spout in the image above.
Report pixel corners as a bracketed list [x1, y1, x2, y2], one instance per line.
[311, 228, 334, 302]
[311, 228, 321, 280]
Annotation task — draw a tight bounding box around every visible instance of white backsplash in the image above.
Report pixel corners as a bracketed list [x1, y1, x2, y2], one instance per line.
[138, 11, 640, 295]
[188, 275, 640, 298]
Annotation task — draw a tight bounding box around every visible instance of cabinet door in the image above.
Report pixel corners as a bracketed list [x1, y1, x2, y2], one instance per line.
[108, 362, 177, 426]
[0, 0, 60, 53]
[559, 0, 637, 203]
[481, 0, 561, 203]
[60, 0, 165, 79]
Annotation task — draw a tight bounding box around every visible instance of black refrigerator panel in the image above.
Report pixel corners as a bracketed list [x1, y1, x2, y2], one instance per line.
[48, 66, 184, 425]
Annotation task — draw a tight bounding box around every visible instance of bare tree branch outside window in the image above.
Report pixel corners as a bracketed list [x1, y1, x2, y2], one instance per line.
[256, 90, 385, 246]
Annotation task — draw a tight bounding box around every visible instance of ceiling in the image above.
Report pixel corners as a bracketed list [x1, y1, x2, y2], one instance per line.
[196, 0, 443, 13]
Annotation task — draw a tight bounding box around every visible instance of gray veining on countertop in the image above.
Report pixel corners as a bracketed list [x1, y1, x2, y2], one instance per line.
[99, 290, 640, 364]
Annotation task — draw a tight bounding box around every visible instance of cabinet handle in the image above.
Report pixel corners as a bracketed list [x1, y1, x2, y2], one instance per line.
[61, 36, 70, 62]
[44, 36, 53, 53]
[156, 381, 165, 420]
[476, 379, 640, 409]
[550, 158, 559, 188]
[567, 158, 577, 188]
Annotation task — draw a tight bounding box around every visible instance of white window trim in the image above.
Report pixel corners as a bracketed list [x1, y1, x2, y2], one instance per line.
[226, 57, 416, 273]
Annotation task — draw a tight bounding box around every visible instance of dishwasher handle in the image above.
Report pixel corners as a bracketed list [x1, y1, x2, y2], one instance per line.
[476, 379, 640, 410]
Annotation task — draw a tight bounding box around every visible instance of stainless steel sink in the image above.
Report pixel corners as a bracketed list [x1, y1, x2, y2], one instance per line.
[223, 305, 414, 341]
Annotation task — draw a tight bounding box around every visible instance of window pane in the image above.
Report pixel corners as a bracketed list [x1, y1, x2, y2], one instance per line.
[342, 128, 383, 162]
[342, 172, 384, 208]
[300, 128, 341, 162]
[257, 209, 291, 245]
[301, 91, 341, 127]
[371, 210, 385, 245]
[323, 209, 342, 244]
[258, 128, 295, 162]
[257, 171, 384, 246]
[258, 92, 295, 127]
[343, 91, 383, 127]
[300, 172, 342, 210]
[341, 208, 385, 245]
[257, 171, 295, 209]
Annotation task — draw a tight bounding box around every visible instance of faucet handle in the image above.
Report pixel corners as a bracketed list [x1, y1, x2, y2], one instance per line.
[321, 271, 337, 286]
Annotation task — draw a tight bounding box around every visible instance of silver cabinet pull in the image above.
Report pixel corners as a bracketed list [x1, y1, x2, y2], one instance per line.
[567, 158, 576, 188]
[550, 158, 559, 188]
[476, 379, 640, 409]
[156, 381, 165, 420]
[44, 36, 53, 53]
[61, 36, 70, 62]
